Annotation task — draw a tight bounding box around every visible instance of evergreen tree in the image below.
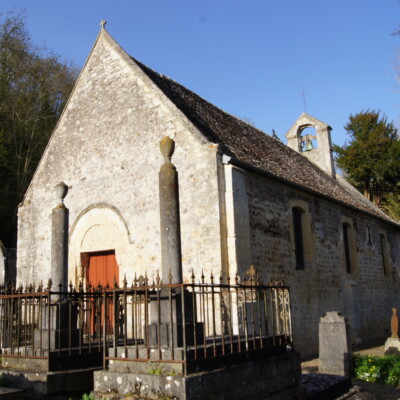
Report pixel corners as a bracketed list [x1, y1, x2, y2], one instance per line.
[334, 110, 400, 213]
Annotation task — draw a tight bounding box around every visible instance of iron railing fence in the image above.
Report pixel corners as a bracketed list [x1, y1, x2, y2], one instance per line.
[0, 281, 106, 371]
[0, 270, 292, 375]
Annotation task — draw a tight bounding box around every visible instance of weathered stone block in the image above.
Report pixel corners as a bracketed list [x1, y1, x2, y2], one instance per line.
[384, 337, 400, 356]
[94, 351, 301, 400]
[318, 311, 352, 377]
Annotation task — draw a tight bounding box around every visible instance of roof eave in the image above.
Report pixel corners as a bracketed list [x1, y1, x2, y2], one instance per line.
[223, 155, 400, 229]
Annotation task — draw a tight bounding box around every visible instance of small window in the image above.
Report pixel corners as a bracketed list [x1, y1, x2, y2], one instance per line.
[343, 223, 352, 273]
[293, 207, 305, 270]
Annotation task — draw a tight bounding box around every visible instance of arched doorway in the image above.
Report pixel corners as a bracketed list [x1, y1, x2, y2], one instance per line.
[68, 204, 132, 287]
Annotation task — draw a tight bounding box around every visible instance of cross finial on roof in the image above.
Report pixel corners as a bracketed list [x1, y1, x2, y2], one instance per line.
[301, 89, 307, 114]
[100, 19, 107, 29]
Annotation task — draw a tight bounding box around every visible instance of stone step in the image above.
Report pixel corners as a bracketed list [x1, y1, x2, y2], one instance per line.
[0, 387, 23, 400]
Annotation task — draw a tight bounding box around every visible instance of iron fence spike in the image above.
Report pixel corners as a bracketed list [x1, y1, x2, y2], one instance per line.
[168, 269, 173, 284]
[156, 270, 160, 285]
[191, 268, 195, 284]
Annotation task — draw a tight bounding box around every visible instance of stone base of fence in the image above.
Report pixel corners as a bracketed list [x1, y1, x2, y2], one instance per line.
[2, 347, 103, 372]
[94, 350, 301, 400]
[0, 366, 99, 395]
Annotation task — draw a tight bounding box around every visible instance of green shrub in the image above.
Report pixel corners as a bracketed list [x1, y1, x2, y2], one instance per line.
[354, 355, 400, 386]
[81, 393, 95, 400]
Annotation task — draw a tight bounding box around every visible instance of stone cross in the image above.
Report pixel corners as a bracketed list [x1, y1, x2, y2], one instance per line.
[100, 19, 107, 29]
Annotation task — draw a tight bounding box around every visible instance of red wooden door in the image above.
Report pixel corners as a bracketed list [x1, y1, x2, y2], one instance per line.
[86, 250, 119, 335]
[87, 250, 119, 288]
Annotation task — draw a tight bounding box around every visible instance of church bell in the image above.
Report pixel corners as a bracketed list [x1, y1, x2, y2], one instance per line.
[304, 139, 314, 151]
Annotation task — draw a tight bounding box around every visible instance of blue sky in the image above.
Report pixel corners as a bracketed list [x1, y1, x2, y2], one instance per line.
[2, 0, 400, 146]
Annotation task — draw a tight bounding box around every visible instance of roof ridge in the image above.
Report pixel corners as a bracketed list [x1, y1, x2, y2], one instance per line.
[131, 55, 397, 226]
[133, 56, 274, 137]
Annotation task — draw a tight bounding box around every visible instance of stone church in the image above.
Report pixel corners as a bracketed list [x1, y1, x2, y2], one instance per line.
[16, 27, 400, 358]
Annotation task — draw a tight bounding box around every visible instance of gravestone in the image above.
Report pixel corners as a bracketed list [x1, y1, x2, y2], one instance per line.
[319, 311, 352, 377]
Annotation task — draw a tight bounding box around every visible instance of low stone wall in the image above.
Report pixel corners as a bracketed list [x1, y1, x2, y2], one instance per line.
[94, 351, 301, 400]
[0, 367, 98, 395]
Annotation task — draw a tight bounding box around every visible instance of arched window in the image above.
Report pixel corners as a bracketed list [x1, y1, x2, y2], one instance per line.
[380, 234, 390, 276]
[342, 222, 352, 274]
[290, 200, 315, 270]
[292, 207, 305, 270]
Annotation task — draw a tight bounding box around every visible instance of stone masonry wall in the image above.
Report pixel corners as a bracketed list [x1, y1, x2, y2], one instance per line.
[16, 29, 400, 361]
[244, 170, 400, 359]
[17, 31, 223, 286]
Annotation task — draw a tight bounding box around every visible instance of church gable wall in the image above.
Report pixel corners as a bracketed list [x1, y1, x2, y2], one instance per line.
[242, 170, 399, 358]
[17, 33, 222, 285]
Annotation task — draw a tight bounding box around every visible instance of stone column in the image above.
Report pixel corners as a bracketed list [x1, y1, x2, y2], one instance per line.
[148, 137, 203, 347]
[159, 137, 182, 284]
[37, 182, 79, 350]
[51, 182, 69, 290]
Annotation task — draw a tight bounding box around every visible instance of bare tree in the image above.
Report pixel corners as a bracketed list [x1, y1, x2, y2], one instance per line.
[0, 10, 78, 246]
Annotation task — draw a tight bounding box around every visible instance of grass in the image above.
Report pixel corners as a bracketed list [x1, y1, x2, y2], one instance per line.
[147, 362, 177, 376]
[354, 354, 400, 386]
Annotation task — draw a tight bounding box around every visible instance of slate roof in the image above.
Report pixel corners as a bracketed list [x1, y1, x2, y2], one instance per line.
[135, 59, 397, 225]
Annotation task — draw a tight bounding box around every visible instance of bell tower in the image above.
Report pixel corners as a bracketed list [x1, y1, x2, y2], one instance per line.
[285, 113, 336, 179]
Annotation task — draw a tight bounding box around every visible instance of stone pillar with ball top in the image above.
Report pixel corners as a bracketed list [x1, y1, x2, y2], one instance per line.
[148, 136, 202, 347]
[158, 136, 183, 284]
[35, 182, 79, 349]
[51, 182, 69, 291]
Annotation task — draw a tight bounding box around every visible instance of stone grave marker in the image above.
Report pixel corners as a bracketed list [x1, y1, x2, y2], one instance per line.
[319, 311, 352, 377]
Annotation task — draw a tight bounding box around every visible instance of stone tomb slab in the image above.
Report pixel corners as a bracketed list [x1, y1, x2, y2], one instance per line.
[95, 351, 301, 400]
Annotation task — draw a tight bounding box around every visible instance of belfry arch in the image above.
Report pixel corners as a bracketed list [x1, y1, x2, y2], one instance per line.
[286, 113, 336, 178]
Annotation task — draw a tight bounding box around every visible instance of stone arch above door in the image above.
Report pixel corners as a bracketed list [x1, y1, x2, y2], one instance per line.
[68, 204, 131, 285]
